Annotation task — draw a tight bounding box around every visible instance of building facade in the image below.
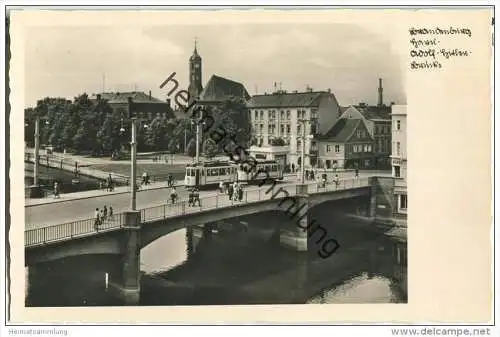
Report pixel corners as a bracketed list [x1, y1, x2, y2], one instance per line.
[340, 104, 392, 168]
[391, 104, 407, 216]
[90, 91, 176, 121]
[198, 74, 251, 105]
[247, 89, 341, 167]
[317, 118, 374, 169]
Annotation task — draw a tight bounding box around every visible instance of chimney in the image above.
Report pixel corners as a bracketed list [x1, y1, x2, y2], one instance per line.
[149, 90, 152, 100]
[378, 78, 383, 107]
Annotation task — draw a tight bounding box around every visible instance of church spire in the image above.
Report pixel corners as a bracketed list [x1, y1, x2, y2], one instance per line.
[188, 36, 203, 102]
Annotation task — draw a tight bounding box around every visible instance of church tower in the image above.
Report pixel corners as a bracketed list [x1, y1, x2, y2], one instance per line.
[188, 38, 203, 104]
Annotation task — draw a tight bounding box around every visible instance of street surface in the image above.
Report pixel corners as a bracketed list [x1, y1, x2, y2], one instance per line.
[25, 170, 390, 230]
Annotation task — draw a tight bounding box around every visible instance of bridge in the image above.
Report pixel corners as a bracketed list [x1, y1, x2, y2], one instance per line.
[25, 175, 396, 304]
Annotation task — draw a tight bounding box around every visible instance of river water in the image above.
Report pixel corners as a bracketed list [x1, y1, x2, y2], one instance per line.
[25, 202, 407, 306]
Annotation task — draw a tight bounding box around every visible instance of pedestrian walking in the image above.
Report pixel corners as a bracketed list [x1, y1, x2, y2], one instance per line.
[53, 181, 60, 199]
[170, 187, 177, 204]
[355, 167, 359, 178]
[238, 184, 244, 202]
[228, 184, 234, 201]
[94, 208, 100, 231]
[168, 173, 174, 187]
[103, 205, 108, 219]
[188, 189, 194, 207]
[334, 174, 340, 187]
[107, 174, 113, 192]
[109, 206, 114, 220]
[194, 187, 201, 206]
[219, 181, 224, 194]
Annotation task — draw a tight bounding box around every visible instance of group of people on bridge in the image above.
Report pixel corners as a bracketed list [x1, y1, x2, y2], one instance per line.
[94, 204, 114, 231]
[220, 181, 245, 202]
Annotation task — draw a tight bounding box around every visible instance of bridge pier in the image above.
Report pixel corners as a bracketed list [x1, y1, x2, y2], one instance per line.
[109, 211, 141, 305]
[279, 184, 309, 252]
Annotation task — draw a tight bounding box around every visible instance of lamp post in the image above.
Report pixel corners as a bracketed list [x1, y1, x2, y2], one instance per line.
[192, 114, 205, 164]
[298, 119, 312, 184]
[184, 123, 187, 155]
[129, 118, 137, 210]
[28, 115, 43, 198]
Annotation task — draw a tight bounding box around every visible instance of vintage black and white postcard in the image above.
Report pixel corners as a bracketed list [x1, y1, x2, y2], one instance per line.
[5, 5, 494, 327]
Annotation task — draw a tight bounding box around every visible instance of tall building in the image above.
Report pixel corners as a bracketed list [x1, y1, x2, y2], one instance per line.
[188, 39, 203, 104]
[247, 89, 341, 167]
[391, 104, 407, 217]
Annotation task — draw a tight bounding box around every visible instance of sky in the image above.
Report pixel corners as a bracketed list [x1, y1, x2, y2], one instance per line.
[24, 23, 406, 108]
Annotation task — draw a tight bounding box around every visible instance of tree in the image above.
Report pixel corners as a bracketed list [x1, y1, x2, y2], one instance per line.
[171, 118, 194, 154]
[203, 138, 218, 159]
[71, 94, 99, 154]
[201, 98, 252, 153]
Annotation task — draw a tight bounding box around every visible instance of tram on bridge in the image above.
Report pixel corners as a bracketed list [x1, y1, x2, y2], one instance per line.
[184, 159, 284, 188]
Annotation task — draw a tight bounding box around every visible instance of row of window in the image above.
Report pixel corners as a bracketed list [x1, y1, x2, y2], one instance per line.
[375, 137, 392, 153]
[374, 124, 391, 135]
[116, 108, 169, 120]
[355, 130, 368, 138]
[252, 123, 309, 135]
[352, 144, 373, 153]
[393, 141, 401, 156]
[394, 119, 401, 131]
[325, 144, 341, 153]
[251, 108, 318, 121]
[325, 143, 373, 154]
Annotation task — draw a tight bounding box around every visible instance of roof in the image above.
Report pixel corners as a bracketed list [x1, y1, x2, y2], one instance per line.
[247, 91, 336, 109]
[91, 92, 167, 104]
[198, 75, 251, 102]
[319, 118, 363, 142]
[353, 105, 391, 120]
[190, 48, 202, 62]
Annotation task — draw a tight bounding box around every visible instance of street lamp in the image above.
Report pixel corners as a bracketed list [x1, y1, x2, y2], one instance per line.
[28, 114, 43, 198]
[298, 119, 313, 184]
[191, 116, 206, 164]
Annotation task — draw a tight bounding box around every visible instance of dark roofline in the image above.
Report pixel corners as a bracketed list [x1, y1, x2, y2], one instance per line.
[251, 90, 330, 98]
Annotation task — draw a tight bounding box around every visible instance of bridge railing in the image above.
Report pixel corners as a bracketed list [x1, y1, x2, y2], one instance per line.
[25, 178, 372, 247]
[306, 177, 370, 194]
[25, 213, 123, 247]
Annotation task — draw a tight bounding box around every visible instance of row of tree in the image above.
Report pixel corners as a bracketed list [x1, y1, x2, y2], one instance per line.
[24, 94, 252, 159]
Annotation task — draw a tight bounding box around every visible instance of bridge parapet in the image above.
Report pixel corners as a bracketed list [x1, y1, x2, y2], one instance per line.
[25, 177, 372, 248]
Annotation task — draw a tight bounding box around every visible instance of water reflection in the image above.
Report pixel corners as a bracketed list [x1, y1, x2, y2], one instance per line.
[26, 208, 407, 306]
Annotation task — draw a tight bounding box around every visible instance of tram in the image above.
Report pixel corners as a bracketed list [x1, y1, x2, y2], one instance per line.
[236, 160, 284, 184]
[184, 159, 283, 188]
[184, 160, 237, 188]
